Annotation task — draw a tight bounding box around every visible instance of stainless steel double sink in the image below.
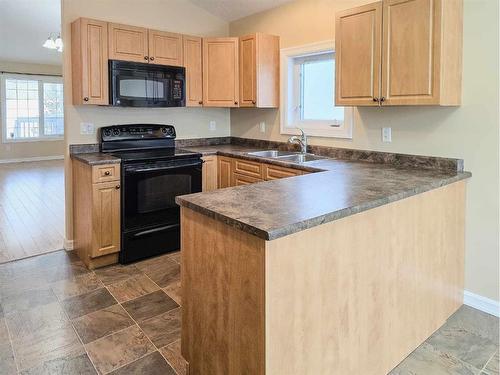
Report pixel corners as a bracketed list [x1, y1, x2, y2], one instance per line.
[246, 150, 325, 163]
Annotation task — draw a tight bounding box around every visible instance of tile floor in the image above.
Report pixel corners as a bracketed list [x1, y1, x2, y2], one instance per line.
[0, 249, 498, 374]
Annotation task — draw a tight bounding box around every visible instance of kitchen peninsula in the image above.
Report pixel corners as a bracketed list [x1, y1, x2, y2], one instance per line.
[176, 143, 471, 375]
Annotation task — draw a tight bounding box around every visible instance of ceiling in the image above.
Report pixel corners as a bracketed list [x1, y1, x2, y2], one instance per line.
[189, 0, 293, 22]
[0, 0, 62, 66]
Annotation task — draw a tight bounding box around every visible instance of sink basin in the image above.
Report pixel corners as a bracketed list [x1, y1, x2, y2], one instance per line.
[247, 150, 297, 158]
[276, 154, 326, 163]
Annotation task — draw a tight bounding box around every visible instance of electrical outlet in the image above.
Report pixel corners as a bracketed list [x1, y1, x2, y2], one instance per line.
[382, 127, 392, 143]
[259, 121, 266, 133]
[209, 121, 216, 132]
[80, 122, 95, 135]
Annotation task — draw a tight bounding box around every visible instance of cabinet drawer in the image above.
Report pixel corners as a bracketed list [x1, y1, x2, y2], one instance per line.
[92, 164, 120, 183]
[234, 159, 262, 178]
[263, 164, 301, 180]
[233, 173, 262, 186]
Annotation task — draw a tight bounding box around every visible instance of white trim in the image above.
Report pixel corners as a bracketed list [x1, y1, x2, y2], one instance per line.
[0, 155, 64, 164]
[280, 40, 353, 139]
[464, 290, 500, 317]
[63, 238, 74, 251]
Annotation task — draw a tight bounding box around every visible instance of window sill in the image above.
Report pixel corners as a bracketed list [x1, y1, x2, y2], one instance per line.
[3, 137, 64, 144]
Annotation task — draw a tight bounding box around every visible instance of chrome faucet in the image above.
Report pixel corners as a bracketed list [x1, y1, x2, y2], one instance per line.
[288, 128, 308, 154]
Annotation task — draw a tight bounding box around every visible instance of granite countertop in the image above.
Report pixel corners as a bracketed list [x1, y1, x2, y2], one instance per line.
[176, 145, 471, 240]
[71, 152, 121, 165]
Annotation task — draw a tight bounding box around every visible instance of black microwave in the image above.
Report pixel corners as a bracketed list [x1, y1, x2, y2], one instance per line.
[109, 60, 185, 107]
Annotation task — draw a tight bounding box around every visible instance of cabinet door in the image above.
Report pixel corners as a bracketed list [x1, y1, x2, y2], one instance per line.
[218, 157, 233, 188]
[202, 156, 218, 192]
[108, 23, 149, 63]
[183, 35, 203, 107]
[239, 35, 257, 107]
[335, 2, 382, 106]
[203, 38, 239, 107]
[263, 164, 301, 180]
[381, 0, 440, 105]
[149, 29, 183, 66]
[92, 182, 120, 258]
[71, 18, 109, 105]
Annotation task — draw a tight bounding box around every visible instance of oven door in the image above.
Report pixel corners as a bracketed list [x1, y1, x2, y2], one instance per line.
[120, 158, 202, 263]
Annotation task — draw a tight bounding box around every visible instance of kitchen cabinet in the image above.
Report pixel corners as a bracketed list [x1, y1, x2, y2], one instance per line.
[217, 156, 233, 188]
[263, 164, 302, 180]
[148, 29, 183, 66]
[233, 159, 262, 179]
[203, 38, 240, 107]
[108, 23, 183, 66]
[239, 33, 280, 108]
[71, 18, 109, 105]
[335, 0, 463, 106]
[184, 35, 203, 107]
[233, 173, 262, 186]
[108, 23, 149, 63]
[202, 156, 218, 191]
[73, 160, 121, 269]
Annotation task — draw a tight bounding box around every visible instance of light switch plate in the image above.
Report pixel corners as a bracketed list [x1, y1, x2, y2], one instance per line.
[80, 122, 95, 135]
[382, 127, 392, 143]
[209, 121, 216, 132]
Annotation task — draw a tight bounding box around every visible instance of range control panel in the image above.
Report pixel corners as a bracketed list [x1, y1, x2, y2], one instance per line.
[100, 124, 176, 142]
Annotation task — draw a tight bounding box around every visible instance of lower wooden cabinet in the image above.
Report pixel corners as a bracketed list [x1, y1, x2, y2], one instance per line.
[218, 156, 233, 188]
[233, 173, 263, 186]
[263, 164, 302, 180]
[73, 159, 121, 269]
[202, 156, 218, 191]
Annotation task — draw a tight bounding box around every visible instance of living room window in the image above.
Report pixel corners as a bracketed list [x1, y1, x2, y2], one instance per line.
[280, 41, 353, 138]
[0, 74, 64, 142]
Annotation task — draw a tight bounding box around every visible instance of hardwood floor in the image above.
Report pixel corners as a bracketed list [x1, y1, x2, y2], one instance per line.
[0, 160, 64, 263]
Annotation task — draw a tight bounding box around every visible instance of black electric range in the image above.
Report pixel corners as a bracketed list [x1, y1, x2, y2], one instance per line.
[100, 124, 202, 264]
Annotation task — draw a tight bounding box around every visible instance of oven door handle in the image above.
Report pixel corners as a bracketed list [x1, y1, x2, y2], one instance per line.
[127, 161, 202, 173]
[133, 224, 180, 238]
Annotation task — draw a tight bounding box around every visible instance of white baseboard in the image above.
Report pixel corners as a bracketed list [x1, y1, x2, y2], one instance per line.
[63, 238, 74, 251]
[464, 290, 500, 317]
[0, 155, 64, 164]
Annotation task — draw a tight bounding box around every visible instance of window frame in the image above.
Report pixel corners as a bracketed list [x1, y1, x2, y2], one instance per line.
[0, 73, 64, 143]
[280, 40, 353, 139]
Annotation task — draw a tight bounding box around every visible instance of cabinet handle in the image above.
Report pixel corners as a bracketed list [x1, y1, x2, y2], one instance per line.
[198, 101, 203, 105]
[380, 97, 386, 103]
[83, 97, 89, 102]
[104, 171, 111, 176]
[372, 97, 379, 102]
[252, 100, 256, 105]
[234, 101, 238, 105]
[150, 56, 155, 61]
[144, 56, 149, 60]
[115, 185, 121, 190]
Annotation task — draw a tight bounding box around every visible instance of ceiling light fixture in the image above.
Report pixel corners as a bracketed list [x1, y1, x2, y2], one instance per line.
[43, 33, 63, 52]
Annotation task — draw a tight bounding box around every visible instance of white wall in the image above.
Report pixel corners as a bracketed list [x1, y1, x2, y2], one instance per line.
[229, 0, 500, 302]
[0, 61, 64, 160]
[62, 0, 230, 239]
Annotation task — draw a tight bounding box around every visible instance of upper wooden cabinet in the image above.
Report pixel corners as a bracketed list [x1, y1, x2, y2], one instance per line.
[71, 18, 109, 105]
[336, 0, 463, 106]
[148, 30, 183, 66]
[108, 23, 182, 65]
[203, 38, 240, 107]
[183, 35, 203, 107]
[108, 23, 149, 63]
[239, 33, 279, 108]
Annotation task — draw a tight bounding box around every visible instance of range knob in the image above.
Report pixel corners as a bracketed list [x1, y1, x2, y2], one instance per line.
[112, 128, 120, 136]
[103, 129, 112, 137]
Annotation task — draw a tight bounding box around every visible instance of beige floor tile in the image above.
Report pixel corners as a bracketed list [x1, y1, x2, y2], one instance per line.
[107, 274, 159, 303]
[61, 287, 117, 320]
[159, 340, 187, 375]
[12, 322, 84, 372]
[0, 342, 17, 375]
[50, 272, 104, 300]
[139, 307, 181, 348]
[94, 264, 143, 286]
[20, 352, 97, 375]
[1, 285, 57, 314]
[136, 255, 179, 288]
[163, 280, 181, 305]
[108, 351, 175, 375]
[85, 325, 155, 374]
[485, 350, 499, 374]
[72, 304, 134, 344]
[122, 290, 179, 323]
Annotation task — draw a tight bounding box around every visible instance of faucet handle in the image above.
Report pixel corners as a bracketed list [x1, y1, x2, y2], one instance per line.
[297, 128, 306, 138]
